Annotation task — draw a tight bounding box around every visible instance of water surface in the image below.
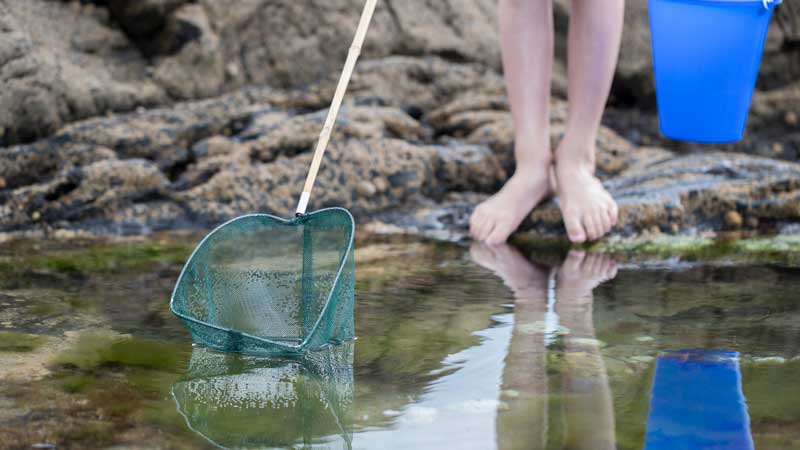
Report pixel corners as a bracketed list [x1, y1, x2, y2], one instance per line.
[0, 236, 798, 449]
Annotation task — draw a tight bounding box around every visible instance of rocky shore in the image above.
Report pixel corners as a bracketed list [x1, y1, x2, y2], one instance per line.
[0, 0, 798, 241]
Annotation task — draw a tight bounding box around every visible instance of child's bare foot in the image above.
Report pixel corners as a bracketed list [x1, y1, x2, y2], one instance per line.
[555, 249, 617, 337]
[470, 165, 552, 245]
[554, 139, 618, 243]
[557, 250, 618, 292]
[469, 242, 548, 296]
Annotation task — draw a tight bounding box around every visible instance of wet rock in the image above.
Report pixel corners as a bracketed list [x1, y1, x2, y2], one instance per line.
[51, 88, 277, 169]
[150, 3, 225, 99]
[527, 152, 800, 238]
[203, 0, 500, 88]
[430, 95, 639, 177]
[0, 159, 168, 231]
[172, 137, 438, 225]
[245, 106, 430, 163]
[376, 148, 800, 240]
[107, 0, 189, 40]
[351, 56, 506, 114]
[0, 0, 166, 145]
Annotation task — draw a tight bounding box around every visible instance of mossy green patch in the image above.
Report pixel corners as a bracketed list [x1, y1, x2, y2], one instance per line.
[0, 241, 192, 289]
[58, 374, 95, 394]
[593, 235, 800, 265]
[0, 331, 47, 352]
[53, 333, 187, 372]
[742, 359, 800, 425]
[29, 302, 65, 316]
[39, 243, 192, 275]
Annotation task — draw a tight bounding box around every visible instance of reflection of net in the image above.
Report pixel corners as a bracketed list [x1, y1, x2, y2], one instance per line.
[171, 208, 355, 355]
[172, 343, 355, 450]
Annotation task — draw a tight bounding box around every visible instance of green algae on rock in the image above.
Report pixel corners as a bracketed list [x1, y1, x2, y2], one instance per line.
[52, 332, 188, 373]
[592, 234, 800, 265]
[0, 331, 47, 352]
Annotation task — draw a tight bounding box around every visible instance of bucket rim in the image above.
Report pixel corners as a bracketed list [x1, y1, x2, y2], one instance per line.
[651, 0, 780, 6]
[169, 206, 356, 353]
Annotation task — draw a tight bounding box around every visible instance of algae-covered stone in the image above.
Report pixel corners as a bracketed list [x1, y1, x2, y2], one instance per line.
[0, 331, 46, 352]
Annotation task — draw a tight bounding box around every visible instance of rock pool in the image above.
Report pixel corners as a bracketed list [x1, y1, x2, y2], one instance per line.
[0, 235, 798, 449]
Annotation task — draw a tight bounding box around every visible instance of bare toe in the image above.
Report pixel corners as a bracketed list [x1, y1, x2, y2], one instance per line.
[564, 249, 586, 271]
[603, 258, 618, 279]
[486, 221, 514, 245]
[609, 201, 619, 226]
[470, 209, 490, 241]
[596, 209, 612, 235]
[564, 211, 586, 243]
[584, 253, 602, 276]
[583, 213, 601, 241]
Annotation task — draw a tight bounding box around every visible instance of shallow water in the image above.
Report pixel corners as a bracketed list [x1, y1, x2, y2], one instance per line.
[0, 236, 799, 449]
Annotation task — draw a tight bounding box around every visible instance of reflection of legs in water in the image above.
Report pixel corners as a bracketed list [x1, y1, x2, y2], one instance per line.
[556, 250, 617, 450]
[470, 243, 550, 450]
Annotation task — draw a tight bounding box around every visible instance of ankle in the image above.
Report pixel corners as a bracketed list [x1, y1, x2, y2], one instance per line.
[555, 136, 596, 173]
[514, 159, 551, 175]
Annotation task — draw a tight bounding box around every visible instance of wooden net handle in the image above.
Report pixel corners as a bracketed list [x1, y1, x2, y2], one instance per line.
[295, 0, 378, 215]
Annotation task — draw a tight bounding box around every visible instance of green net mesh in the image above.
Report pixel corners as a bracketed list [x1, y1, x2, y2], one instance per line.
[171, 207, 355, 355]
[172, 343, 354, 449]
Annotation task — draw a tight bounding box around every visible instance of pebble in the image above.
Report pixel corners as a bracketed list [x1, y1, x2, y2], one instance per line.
[724, 210, 743, 229]
[500, 389, 520, 399]
[226, 62, 239, 78]
[517, 321, 547, 335]
[753, 356, 786, 364]
[785, 111, 798, 127]
[373, 177, 389, 193]
[569, 337, 607, 348]
[630, 355, 655, 363]
[356, 180, 377, 197]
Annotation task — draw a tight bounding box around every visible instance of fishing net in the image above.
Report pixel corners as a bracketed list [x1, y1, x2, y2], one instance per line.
[170, 208, 355, 355]
[170, 0, 374, 355]
[172, 343, 354, 449]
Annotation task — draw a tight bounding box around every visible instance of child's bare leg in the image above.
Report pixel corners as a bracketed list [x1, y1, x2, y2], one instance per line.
[554, 0, 623, 243]
[556, 250, 617, 450]
[470, 0, 554, 244]
[469, 243, 549, 450]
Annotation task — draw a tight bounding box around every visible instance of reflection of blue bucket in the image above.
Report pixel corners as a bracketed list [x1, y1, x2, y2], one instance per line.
[649, 0, 779, 143]
[644, 349, 753, 450]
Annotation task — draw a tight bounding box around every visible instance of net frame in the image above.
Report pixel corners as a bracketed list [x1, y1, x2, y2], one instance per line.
[170, 207, 355, 355]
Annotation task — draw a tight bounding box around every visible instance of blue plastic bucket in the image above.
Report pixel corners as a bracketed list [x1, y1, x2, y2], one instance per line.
[649, 0, 779, 143]
[644, 349, 753, 450]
